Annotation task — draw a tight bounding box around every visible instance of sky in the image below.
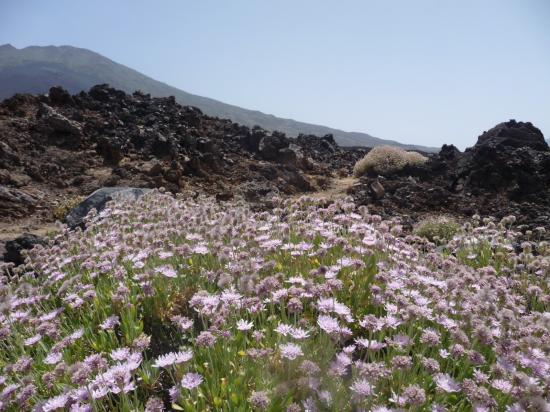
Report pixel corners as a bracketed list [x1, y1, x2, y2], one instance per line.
[1, 0, 549, 149]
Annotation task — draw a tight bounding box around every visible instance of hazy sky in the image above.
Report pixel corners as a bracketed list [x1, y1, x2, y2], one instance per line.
[1, 0, 549, 148]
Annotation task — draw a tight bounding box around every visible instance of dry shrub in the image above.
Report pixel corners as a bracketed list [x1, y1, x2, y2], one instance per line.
[53, 195, 85, 221]
[353, 145, 428, 177]
[406, 151, 429, 166]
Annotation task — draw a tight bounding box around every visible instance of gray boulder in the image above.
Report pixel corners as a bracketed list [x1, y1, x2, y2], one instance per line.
[66, 187, 151, 228]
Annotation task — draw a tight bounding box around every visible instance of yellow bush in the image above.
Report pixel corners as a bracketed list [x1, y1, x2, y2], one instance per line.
[353, 145, 428, 177]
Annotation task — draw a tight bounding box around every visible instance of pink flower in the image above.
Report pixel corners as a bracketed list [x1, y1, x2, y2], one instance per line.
[69, 328, 84, 341]
[317, 298, 353, 322]
[43, 393, 69, 411]
[99, 315, 120, 330]
[111, 347, 131, 361]
[355, 338, 386, 351]
[24, 334, 42, 346]
[274, 323, 293, 336]
[192, 244, 209, 255]
[317, 315, 341, 335]
[154, 265, 177, 278]
[186, 233, 202, 241]
[181, 373, 203, 389]
[491, 379, 512, 394]
[279, 343, 303, 360]
[39, 308, 63, 322]
[434, 373, 460, 393]
[350, 378, 373, 398]
[158, 251, 173, 259]
[44, 351, 63, 365]
[171, 315, 194, 332]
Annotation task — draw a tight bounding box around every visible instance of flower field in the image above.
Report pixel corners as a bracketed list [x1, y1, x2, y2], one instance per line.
[0, 191, 549, 411]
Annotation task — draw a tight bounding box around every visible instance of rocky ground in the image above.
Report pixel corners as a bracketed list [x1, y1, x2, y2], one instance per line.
[350, 120, 550, 231]
[0, 85, 367, 260]
[1, 85, 549, 263]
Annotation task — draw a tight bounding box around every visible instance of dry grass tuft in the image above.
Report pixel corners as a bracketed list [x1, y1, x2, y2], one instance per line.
[353, 145, 428, 177]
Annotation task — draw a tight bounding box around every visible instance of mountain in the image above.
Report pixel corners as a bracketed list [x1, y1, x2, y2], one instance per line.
[0, 43, 435, 151]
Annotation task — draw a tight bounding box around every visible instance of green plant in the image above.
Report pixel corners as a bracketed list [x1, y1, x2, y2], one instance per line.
[414, 215, 461, 244]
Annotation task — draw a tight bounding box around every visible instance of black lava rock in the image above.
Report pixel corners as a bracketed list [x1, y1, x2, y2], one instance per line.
[4, 233, 45, 265]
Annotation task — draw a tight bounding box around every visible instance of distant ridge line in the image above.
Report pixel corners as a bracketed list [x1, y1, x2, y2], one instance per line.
[0, 43, 437, 151]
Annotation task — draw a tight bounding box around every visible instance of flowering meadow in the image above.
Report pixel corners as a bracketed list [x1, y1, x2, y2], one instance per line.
[0, 191, 549, 411]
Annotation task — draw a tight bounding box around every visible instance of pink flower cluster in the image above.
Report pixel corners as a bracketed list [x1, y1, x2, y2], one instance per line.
[0, 191, 547, 411]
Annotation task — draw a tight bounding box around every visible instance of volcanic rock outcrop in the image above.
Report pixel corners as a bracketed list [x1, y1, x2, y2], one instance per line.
[0, 85, 367, 224]
[352, 120, 550, 230]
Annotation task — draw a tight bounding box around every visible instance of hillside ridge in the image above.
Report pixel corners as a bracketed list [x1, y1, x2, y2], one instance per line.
[0, 44, 436, 151]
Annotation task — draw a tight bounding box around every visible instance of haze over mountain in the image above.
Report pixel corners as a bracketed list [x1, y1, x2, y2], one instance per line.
[0, 44, 435, 151]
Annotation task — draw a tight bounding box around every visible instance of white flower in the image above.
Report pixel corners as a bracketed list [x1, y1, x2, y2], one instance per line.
[153, 352, 176, 368]
[174, 349, 193, 364]
[289, 327, 310, 340]
[236, 319, 254, 331]
[153, 350, 193, 368]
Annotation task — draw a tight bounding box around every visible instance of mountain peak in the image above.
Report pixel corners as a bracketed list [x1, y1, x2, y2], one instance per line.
[0, 44, 17, 51]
